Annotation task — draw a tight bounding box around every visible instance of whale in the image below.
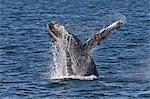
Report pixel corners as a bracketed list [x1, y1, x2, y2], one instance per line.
[47, 20, 123, 77]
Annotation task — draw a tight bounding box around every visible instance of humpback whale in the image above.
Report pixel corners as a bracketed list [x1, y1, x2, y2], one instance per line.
[47, 20, 123, 77]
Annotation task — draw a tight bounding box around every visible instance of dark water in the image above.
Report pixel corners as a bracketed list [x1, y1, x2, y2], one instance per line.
[0, 0, 150, 98]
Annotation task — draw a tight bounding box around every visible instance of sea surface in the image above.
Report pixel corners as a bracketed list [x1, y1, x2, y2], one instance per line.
[0, 0, 150, 99]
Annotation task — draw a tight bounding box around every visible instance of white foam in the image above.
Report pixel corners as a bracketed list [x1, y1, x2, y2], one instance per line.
[50, 42, 68, 78]
[50, 74, 98, 80]
[50, 27, 74, 79]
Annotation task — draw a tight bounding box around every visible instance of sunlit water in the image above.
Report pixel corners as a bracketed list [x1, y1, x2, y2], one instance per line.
[0, 0, 150, 99]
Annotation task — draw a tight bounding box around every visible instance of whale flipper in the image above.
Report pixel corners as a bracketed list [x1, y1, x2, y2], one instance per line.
[84, 20, 123, 51]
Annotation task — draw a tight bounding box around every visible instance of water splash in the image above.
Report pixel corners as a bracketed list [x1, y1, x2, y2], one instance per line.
[50, 74, 98, 80]
[50, 42, 68, 78]
[101, 11, 126, 27]
[49, 27, 71, 79]
[112, 12, 126, 23]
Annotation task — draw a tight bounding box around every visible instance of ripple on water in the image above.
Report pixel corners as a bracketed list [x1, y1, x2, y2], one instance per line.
[0, 0, 150, 98]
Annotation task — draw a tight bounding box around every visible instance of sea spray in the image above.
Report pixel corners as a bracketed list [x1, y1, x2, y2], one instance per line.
[112, 12, 126, 23]
[50, 40, 67, 78]
[50, 27, 72, 79]
[100, 11, 126, 27]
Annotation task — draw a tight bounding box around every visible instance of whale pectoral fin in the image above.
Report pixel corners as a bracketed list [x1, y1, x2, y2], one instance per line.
[83, 20, 124, 51]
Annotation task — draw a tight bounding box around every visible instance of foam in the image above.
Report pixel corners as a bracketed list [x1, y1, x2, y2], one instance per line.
[50, 27, 74, 79]
[50, 74, 98, 80]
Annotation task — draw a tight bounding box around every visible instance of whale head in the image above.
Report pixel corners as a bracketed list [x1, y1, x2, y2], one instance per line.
[47, 23, 67, 40]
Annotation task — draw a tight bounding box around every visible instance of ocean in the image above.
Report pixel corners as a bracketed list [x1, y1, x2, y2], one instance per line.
[0, 0, 150, 98]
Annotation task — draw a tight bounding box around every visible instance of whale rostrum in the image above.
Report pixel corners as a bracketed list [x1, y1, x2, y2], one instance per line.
[47, 20, 123, 77]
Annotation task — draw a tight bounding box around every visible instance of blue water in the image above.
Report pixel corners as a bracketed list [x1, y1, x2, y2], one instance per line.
[0, 0, 150, 98]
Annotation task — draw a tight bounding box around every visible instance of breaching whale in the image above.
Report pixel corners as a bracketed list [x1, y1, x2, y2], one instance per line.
[47, 20, 123, 77]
